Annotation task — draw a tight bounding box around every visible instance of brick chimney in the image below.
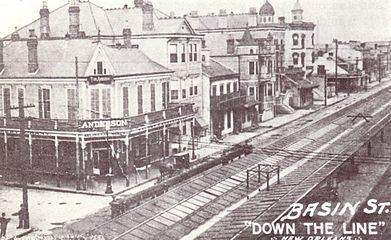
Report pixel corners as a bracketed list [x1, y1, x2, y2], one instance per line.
[11, 27, 20, 41]
[142, 2, 154, 31]
[134, 0, 143, 8]
[27, 29, 39, 73]
[69, 0, 80, 38]
[40, 1, 50, 39]
[123, 28, 132, 48]
[0, 39, 4, 72]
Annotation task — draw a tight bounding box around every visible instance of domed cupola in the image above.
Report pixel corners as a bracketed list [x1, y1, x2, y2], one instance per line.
[259, 0, 275, 24]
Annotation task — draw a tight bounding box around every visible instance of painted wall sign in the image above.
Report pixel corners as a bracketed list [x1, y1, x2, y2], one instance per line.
[87, 75, 114, 84]
[79, 119, 129, 130]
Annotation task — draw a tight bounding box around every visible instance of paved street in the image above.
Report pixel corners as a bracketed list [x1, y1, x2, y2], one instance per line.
[0, 185, 110, 238]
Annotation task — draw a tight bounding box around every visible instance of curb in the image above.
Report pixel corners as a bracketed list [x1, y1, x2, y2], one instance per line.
[7, 228, 34, 240]
[0, 176, 158, 197]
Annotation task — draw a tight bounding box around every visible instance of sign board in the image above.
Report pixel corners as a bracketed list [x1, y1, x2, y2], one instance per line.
[87, 75, 114, 85]
[79, 119, 129, 130]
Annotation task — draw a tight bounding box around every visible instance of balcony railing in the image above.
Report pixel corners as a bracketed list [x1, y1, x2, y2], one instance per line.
[0, 103, 194, 133]
[211, 91, 246, 110]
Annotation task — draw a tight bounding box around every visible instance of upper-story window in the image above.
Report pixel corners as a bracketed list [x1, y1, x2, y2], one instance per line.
[169, 44, 178, 63]
[301, 52, 306, 67]
[171, 90, 179, 100]
[150, 83, 156, 112]
[250, 49, 254, 54]
[311, 34, 315, 46]
[212, 85, 217, 96]
[90, 89, 111, 119]
[94, 61, 107, 75]
[227, 39, 235, 54]
[181, 44, 186, 63]
[227, 83, 231, 94]
[182, 89, 186, 99]
[265, 83, 273, 96]
[194, 86, 198, 95]
[267, 60, 273, 74]
[2, 88, 11, 117]
[193, 44, 198, 61]
[123, 87, 129, 117]
[249, 61, 259, 75]
[38, 88, 51, 119]
[249, 87, 255, 96]
[189, 44, 193, 62]
[219, 84, 224, 96]
[67, 89, 76, 120]
[293, 34, 299, 46]
[292, 53, 299, 65]
[137, 85, 143, 114]
[268, 17, 272, 22]
[233, 82, 238, 92]
[301, 34, 306, 49]
[102, 88, 111, 118]
[312, 52, 316, 64]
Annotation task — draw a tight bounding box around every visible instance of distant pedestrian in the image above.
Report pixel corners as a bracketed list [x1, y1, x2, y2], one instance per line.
[0, 212, 11, 238]
[12, 204, 27, 229]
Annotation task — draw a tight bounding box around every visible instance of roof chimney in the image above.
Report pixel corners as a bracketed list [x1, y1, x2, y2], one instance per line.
[0, 39, 4, 72]
[219, 9, 227, 16]
[249, 7, 257, 14]
[190, 10, 198, 17]
[123, 28, 132, 48]
[27, 29, 39, 73]
[11, 27, 20, 41]
[40, 1, 50, 39]
[142, 2, 154, 31]
[69, 0, 80, 38]
[134, 0, 143, 8]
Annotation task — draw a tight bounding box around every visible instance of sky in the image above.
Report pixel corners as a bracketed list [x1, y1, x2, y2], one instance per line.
[0, 0, 390, 43]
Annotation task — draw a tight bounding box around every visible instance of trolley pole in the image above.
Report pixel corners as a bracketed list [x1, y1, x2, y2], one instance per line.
[9, 101, 34, 229]
[334, 39, 338, 96]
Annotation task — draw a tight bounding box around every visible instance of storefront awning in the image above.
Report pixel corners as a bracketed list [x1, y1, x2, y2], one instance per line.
[244, 100, 261, 108]
[195, 115, 208, 129]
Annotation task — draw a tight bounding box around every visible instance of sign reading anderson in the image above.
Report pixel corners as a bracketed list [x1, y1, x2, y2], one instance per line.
[79, 119, 129, 130]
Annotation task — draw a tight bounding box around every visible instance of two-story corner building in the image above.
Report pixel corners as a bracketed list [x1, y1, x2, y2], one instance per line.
[202, 53, 244, 139]
[0, 29, 194, 191]
[8, 0, 205, 151]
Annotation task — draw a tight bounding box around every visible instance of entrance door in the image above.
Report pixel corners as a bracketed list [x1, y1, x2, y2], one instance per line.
[92, 149, 109, 176]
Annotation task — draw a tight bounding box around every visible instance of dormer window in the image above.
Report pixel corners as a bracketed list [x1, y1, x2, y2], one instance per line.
[94, 61, 107, 75]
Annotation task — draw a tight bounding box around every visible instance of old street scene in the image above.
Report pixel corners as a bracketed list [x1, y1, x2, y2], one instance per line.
[0, 0, 391, 239]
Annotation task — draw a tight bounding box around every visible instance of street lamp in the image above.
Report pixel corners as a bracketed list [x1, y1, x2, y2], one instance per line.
[105, 124, 114, 194]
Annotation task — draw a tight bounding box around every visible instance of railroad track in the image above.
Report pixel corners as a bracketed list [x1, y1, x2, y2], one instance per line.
[79, 87, 391, 240]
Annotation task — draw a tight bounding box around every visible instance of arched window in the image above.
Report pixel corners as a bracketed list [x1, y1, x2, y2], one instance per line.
[263, 17, 267, 23]
[292, 53, 299, 65]
[268, 17, 272, 22]
[301, 52, 306, 66]
[301, 34, 306, 49]
[312, 52, 316, 64]
[250, 49, 254, 54]
[311, 33, 315, 46]
[293, 34, 299, 46]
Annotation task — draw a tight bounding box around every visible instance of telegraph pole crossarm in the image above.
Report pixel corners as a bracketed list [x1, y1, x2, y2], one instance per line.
[8, 103, 35, 229]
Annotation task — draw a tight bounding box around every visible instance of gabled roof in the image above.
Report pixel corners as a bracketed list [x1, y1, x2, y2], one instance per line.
[0, 39, 172, 78]
[202, 58, 238, 80]
[239, 28, 257, 46]
[5, 1, 197, 39]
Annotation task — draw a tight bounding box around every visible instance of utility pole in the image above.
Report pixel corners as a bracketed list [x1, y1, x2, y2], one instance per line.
[334, 39, 338, 96]
[75, 56, 81, 190]
[191, 119, 195, 160]
[9, 100, 34, 229]
[378, 54, 382, 83]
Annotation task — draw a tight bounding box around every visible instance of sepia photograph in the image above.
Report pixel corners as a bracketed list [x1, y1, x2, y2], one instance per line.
[0, 0, 390, 239]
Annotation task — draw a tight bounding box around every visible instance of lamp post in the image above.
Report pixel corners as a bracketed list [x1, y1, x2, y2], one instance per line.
[105, 124, 114, 194]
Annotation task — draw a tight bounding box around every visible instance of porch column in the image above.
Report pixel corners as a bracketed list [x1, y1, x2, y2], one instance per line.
[4, 132, 7, 166]
[124, 136, 130, 187]
[55, 136, 60, 187]
[178, 120, 182, 152]
[81, 137, 87, 191]
[75, 134, 81, 190]
[145, 128, 149, 179]
[162, 124, 166, 161]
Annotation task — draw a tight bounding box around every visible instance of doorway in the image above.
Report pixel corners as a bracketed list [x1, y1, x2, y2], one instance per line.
[92, 148, 110, 176]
